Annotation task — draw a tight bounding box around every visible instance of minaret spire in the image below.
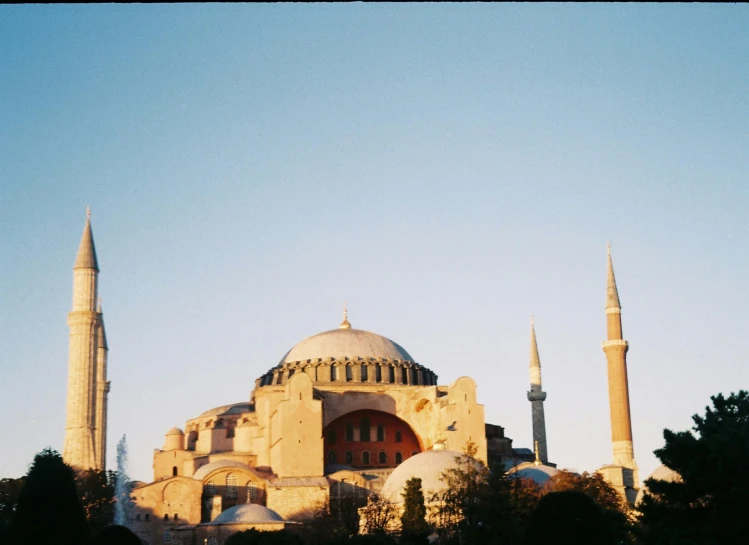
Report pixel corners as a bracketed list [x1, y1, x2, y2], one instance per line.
[339, 301, 352, 329]
[64, 209, 108, 471]
[527, 315, 549, 463]
[599, 244, 639, 504]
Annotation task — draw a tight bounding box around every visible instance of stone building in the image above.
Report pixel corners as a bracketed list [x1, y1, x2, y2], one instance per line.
[60, 216, 641, 544]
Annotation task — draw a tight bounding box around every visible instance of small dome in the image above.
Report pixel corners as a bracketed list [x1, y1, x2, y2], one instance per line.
[200, 402, 253, 417]
[380, 450, 471, 503]
[166, 427, 184, 436]
[210, 504, 284, 524]
[507, 462, 560, 484]
[281, 328, 414, 365]
[635, 464, 682, 505]
[193, 460, 251, 481]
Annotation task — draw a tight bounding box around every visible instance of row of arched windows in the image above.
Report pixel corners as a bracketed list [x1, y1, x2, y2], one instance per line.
[263, 364, 436, 386]
[204, 475, 260, 502]
[329, 450, 416, 466]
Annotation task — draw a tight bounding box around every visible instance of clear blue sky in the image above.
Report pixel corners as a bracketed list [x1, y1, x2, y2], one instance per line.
[1, 4, 747, 483]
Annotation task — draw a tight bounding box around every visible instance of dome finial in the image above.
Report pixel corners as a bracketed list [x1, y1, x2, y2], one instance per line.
[339, 301, 351, 329]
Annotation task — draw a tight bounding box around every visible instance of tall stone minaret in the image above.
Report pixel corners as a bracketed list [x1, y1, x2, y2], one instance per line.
[63, 209, 109, 471]
[599, 244, 638, 503]
[527, 316, 548, 463]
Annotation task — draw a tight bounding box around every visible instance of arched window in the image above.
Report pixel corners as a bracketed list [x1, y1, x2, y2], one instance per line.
[173, 513, 179, 520]
[402, 367, 408, 384]
[346, 366, 353, 382]
[327, 428, 336, 444]
[376, 365, 382, 382]
[163, 530, 172, 544]
[362, 451, 370, 465]
[345, 451, 353, 464]
[172, 466, 178, 477]
[360, 417, 371, 442]
[247, 483, 258, 503]
[395, 452, 403, 464]
[329, 451, 337, 464]
[389, 367, 395, 383]
[226, 473, 238, 499]
[163, 514, 169, 521]
[395, 431, 402, 443]
[361, 365, 368, 381]
[346, 423, 354, 442]
[331, 366, 337, 381]
[379, 451, 387, 464]
[413, 371, 420, 385]
[377, 425, 385, 442]
[205, 481, 216, 496]
[187, 431, 198, 451]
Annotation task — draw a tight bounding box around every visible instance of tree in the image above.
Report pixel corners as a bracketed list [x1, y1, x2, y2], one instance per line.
[524, 491, 615, 545]
[0, 478, 24, 545]
[7, 448, 89, 545]
[544, 470, 631, 543]
[75, 469, 116, 535]
[637, 391, 749, 545]
[359, 494, 398, 536]
[400, 477, 429, 545]
[225, 528, 303, 545]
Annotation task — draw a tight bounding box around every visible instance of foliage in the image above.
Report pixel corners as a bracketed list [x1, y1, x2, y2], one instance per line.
[303, 486, 369, 545]
[324, 534, 398, 545]
[6, 448, 89, 545]
[524, 491, 615, 545]
[544, 470, 631, 543]
[0, 478, 24, 545]
[637, 391, 749, 545]
[400, 477, 429, 545]
[75, 469, 116, 535]
[358, 493, 398, 535]
[225, 528, 303, 545]
[86, 524, 140, 545]
[431, 442, 541, 545]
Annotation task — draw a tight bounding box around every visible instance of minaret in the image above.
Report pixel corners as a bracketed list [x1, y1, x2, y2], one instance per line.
[527, 316, 548, 463]
[600, 244, 638, 503]
[63, 209, 108, 471]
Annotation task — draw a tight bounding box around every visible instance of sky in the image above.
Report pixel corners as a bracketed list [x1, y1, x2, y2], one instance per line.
[1, 4, 747, 484]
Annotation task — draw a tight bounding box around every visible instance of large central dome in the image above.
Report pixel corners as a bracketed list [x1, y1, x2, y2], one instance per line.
[280, 328, 414, 365]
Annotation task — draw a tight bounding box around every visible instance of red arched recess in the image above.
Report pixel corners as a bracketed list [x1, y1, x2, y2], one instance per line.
[323, 409, 422, 470]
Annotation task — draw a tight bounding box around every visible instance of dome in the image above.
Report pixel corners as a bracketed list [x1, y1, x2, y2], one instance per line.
[193, 460, 252, 481]
[165, 427, 184, 436]
[635, 464, 682, 505]
[200, 402, 253, 417]
[380, 450, 470, 503]
[280, 328, 414, 365]
[507, 462, 560, 484]
[209, 504, 284, 524]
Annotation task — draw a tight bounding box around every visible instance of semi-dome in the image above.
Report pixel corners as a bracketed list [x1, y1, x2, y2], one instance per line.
[209, 504, 284, 524]
[193, 460, 252, 481]
[281, 328, 414, 365]
[380, 450, 470, 503]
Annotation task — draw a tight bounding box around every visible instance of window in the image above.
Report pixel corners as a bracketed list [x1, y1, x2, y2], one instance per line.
[376, 366, 382, 382]
[345, 451, 353, 464]
[360, 417, 371, 441]
[346, 423, 354, 442]
[377, 425, 384, 442]
[395, 452, 403, 464]
[226, 473, 238, 499]
[361, 366, 368, 381]
[346, 366, 353, 382]
[248, 484, 258, 503]
[208, 538, 219, 545]
[328, 451, 337, 464]
[205, 482, 216, 496]
[395, 431, 402, 443]
[389, 366, 395, 383]
[402, 368, 408, 383]
[226, 424, 235, 439]
[362, 451, 370, 465]
[379, 451, 387, 464]
[331, 366, 337, 381]
[413, 371, 420, 385]
[135, 514, 141, 521]
[173, 513, 179, 520]
[163, 530, 172, 544]
[163, 514, 169, 521]
[288, 369, 295, 378]
[172, 466, 178, 477]
[145, 514, 150, 521]
[327, 428, 336, 444]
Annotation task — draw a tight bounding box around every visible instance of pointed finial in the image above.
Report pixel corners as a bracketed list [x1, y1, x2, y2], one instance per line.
[530, 314, 534, 328]
[86, 206, 91, 220]
[339, 301, 351, 329]
[607, 240, 611, 256]
[97, 296, 102, 312]
[606, 243, 621, 309]
[534, 440, 541, 466]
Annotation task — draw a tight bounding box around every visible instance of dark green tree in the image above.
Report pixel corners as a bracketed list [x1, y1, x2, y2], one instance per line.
[0, 477, 25, 545]
[637, 390, 749, 545]
[400, 477, 429, 545]
[524, 491, 614, 545]
[7, 448, 89, 545]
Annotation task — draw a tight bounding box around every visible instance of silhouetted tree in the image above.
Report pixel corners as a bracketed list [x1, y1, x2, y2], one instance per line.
[400, 478, 429, 545]
[7, 448, 89, 545]
[86, 524, 140, 545]
[76, 469, 116, 535]
[359, 493, 398, 535]
[524, 490, 614, 545]
[637, 391, 749, 545]
[0, 478, 24, 545]
[225, 528, 303, 545]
